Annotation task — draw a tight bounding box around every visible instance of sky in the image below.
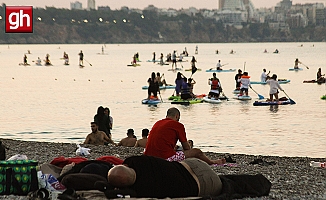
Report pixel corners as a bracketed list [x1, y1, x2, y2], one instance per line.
[1, 0, 326, 10]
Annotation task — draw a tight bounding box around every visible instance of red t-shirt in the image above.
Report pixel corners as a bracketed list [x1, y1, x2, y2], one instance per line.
[144, 118, 188, 159]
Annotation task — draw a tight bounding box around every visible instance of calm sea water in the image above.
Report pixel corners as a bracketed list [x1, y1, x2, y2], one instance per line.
[0, 43, 325, 158]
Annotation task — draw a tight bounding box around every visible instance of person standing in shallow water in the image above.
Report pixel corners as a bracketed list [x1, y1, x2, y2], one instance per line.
[94, 106, 111, 138]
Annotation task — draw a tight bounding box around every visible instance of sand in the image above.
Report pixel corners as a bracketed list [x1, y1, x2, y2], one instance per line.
[0, 139, 326, 200]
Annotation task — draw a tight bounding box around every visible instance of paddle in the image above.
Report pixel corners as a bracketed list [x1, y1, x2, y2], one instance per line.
[300, 62, 309, 69]
[158, 91, 163, 103]
[282, 90, 295, 104]
[222, 91, 229, 101]
[243, 61, 246, 72]
[84, 59, 92, 66]
[249, 86, 264, 99]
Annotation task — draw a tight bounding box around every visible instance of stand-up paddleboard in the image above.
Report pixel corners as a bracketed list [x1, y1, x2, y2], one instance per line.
[206, 69, 236, 73]
[142, 85, 175, 90]
[146, 59, 161, 62]
[250, 79, 290, 84]
[253, 99, 296, 106]
[141, 98, 161, 105]
[19, 63, 30, 66]
[171, 98, 203, 105]
[233, 89, 240, 94]
[127, 64, 140, 67]
[185, 68, 202, 72]
[233, 95, 252, 100]
[289, 68, 303, 71]
[168, 94, 206, 100]
[168, 68, 182, 71]
[203, 96, 222, 104]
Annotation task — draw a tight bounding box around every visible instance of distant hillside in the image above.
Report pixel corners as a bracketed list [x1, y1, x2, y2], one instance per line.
[0, 6, 325, 44]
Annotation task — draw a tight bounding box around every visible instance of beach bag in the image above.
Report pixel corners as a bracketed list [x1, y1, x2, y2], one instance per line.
[0, 160, 38, 195]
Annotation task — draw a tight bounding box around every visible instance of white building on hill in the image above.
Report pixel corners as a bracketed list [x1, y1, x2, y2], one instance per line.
[87, 0, 96, 10]
[70, 1, 82, 10]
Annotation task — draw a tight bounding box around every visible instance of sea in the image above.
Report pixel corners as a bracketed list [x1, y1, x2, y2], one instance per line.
[0, 42, 325, 158]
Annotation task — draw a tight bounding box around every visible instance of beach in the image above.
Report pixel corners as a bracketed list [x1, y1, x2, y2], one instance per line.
[0, 139, 325, 199]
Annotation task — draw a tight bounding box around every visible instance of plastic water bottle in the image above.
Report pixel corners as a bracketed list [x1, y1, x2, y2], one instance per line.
[310, 161, 325, 168]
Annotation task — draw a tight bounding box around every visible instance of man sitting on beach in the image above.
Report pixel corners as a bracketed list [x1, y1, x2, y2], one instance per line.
[117, 129, 137, 147]
[134, 128, 149, 148]
[144, 107, 225, 165]
[84, 122, 116, 146]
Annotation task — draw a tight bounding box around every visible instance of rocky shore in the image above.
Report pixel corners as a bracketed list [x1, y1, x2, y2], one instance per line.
[1, 139, 326, 200]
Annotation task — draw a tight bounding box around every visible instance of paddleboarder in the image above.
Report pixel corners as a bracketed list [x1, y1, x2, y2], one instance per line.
[238, 72, 251, 96]
[294, 58, 301, 69]
[78, 50, 84, 66]
[208, 73, 222, 99]
[317, 68, 325, 83]
[216, 60, 222, 70]
[260, 69, 270, 82]
[266, 74, 284, 101]
[23, 54, 28, 65]
[234, 69, 242, 90]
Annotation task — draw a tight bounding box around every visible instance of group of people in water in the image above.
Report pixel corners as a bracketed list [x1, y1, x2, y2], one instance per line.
[22, 50, 86, 66]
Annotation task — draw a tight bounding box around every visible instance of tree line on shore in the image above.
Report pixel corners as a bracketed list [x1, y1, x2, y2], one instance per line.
[0, 5, 325, 44]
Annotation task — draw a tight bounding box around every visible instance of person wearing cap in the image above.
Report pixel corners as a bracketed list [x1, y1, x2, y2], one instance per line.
[118, 129, 137, 147]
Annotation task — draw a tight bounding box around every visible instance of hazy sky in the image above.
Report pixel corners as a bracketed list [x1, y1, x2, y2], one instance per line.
[1, 0, 326, 10]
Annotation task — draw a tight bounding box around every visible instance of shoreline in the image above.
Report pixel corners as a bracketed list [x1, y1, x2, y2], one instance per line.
[1, 139, 326, 199]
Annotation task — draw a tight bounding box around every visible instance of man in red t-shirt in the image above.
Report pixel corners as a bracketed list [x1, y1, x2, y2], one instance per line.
[144, 107, 225, 165]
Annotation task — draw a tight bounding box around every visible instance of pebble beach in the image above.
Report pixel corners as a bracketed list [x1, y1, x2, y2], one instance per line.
[1, 139, 326, 200]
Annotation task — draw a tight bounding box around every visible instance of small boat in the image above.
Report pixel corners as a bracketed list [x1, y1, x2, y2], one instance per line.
[142, 85, 175, 90]
[289, 68, 303, 71]
[142, 98, 161, 105]
[171, 98, 203, 105]
[233, 95, 252, 100]
[168, 94, 206, 100]
[203, 96, 222, 104]
[250, 79, 291, 84]
[205, 69, 236, 73]
[253, 99, 296, 106]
